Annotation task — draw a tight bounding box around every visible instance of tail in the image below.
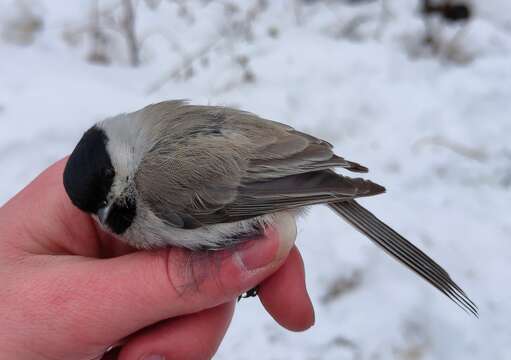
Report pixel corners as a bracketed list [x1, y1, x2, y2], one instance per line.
[329, 200, 478, 317]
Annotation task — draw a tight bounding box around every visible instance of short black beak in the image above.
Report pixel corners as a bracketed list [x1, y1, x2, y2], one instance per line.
[97, 205, 112, 227]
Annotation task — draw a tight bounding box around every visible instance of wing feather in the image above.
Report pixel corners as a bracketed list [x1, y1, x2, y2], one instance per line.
[131, 101, 477, 315]
[135, 102, 377, 228]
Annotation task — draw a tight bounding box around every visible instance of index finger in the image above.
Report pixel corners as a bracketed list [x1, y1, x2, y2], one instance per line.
[28, 216, 297, 349]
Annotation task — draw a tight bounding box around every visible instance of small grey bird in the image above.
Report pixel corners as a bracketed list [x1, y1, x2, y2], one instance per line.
[63, 100, 477, 315]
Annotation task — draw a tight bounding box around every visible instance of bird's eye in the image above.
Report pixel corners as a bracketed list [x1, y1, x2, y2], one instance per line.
[100, 200, 108, 207]
[102, 168, 115, 179]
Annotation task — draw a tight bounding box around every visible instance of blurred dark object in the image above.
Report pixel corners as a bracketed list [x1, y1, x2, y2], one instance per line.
[422, 0, 471, 23]
[420, 0, 473, 63]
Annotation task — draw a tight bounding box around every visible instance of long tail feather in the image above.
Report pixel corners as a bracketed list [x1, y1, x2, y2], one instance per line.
[329, 200, 478, 316]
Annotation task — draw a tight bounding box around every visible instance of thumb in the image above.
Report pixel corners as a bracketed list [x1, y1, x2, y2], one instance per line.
[55, 214, 297, 347]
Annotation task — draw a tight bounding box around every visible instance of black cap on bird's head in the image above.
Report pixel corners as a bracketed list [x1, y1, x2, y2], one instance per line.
[63, 125, 137, 235]
[63, 126, 115, 215]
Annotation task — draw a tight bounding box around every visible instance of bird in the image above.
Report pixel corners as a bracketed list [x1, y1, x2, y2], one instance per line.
[63, 100, 477, 316]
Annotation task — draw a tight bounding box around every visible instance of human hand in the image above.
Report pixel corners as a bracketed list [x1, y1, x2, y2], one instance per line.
[0, 159, 314, 360]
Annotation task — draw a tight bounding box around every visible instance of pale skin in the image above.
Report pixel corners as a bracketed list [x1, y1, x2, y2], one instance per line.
[0, 159, 315, 360]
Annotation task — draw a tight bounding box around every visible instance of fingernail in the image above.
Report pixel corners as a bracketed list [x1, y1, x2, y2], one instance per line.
[238, 214, 297, 270]
[143, 355, 165, 360]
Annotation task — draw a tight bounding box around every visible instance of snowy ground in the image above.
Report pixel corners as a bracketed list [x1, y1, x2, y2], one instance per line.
[1, 1, 510, 359]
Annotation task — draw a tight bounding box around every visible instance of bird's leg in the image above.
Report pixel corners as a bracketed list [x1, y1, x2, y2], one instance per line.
[237, 286, 260, 301]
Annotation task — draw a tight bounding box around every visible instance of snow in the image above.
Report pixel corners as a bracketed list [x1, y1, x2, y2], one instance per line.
[1, 0, 510, 358]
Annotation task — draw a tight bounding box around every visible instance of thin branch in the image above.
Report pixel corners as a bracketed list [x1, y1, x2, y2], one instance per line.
[121, 0, 140, 67]
[413, 135, 488, 162]
[146, 38, 222, 94]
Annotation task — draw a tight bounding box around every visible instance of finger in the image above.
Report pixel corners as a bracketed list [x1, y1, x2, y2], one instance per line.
[118, 302, 235, 360]
[35, 215, 297, 348]
[258, 246, 315, 331]
[101, 347, 121, 360]
[0, 158, 102, 257]
[0, 157, 136, 258]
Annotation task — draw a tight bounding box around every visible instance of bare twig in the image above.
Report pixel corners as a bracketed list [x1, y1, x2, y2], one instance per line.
[121, 0, 140, 67]
[219, 0, 268, 41]
[146, 38, 222, 94]
[336, 14, 372, 40]
[321, 270, 362, 304]
[374, 0, 391, 40]
[413, 135, 488, 162]
[87, 0, 110, 64]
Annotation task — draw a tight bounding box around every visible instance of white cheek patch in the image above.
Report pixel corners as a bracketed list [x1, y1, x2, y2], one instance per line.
[98, 113, 148, 199]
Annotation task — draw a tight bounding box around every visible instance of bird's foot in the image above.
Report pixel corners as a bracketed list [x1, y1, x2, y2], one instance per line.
[237, 286, 259, 301]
